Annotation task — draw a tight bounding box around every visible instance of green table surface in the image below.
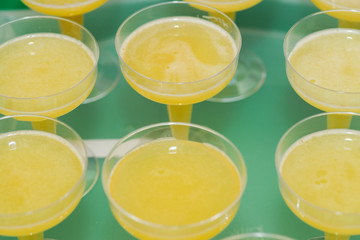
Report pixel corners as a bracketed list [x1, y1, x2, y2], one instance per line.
[0, 0, 349, 239]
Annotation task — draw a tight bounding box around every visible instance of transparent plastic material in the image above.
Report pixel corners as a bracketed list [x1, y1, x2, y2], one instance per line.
[0, 16, 99, 120]
[311, 0, 360, 24]
[20, 0, 107, 18]
[284, 10, 360, 113]
[115, 1, 241, 123]
[102, 122, 247, 240]
[183, 0, 266, 103]
[0, 115, 98, 240]
[275, 112, 360, 240]
[19, 0, 116, 104]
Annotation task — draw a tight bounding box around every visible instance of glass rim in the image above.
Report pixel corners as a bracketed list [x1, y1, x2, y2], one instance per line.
[275, 111, 360, 217]
[0, 114, 88, 219]
[221, 232, 295, 240]
[283, 9, 360, 95]
[20, 0, 103, 9]
[102, 121, 247, 231]
[0, 15, 99, 100]
[114, 0, 241, 86]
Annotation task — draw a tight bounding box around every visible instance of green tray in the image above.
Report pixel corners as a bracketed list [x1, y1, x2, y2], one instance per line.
[0, 0, 336, 239]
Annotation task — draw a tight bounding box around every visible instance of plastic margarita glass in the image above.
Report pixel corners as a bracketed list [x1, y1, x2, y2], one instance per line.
[20, 0, 107, 23]
[184, 0, 266, 102]
[276, 112, 360, 240]
[0, 115, 98, 240]
[115, 1, 241, 126]
[311, 0, 360, 28]
[20, 0, 119, 104]
[102, 122, 247, 240]
[284, 10, 360, 128]
[0, 16, 98, 123]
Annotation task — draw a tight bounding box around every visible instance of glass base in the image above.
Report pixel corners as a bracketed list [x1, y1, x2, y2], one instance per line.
[208, 49, 266, 103]
[83, 43, 120, 104]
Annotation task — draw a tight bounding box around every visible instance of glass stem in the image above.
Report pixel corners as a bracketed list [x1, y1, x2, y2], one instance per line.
[225, 12, 236, 21]
[18, 232, 44, 240]
[338, 19, 360, 29]
[66, 15, 84, 25]
[60, 14, 84, 39]
[167, 104, 192, 139]
[326, 113, 352, 129]
[32, 119, 57, 133]
[325, 232, 350, 240]
[208, 11, 236, 23]
[167, 104, 193, 123]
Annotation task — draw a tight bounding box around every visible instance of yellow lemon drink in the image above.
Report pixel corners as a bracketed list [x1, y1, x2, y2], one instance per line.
[119, 16, 238, 106]
[0, 31, 97, 119]
[184, 0, 262, 19]
[183, 0, 265, 104]
[21, 0, 107, 19]
[118, 15, 239, 129]
[312, 0, 360, 10]
[0, 130, 85, 237]
[279, 128, 360, 236]
[311, 0, 360, 24]
[116, 1, 241, 126]
[108, 139, 242, 240]
[287, 28, 360, 113]
[20, 0, 113, 105]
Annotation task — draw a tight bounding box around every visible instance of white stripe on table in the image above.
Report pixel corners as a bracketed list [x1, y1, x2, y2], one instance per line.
[85, 139, 119, 158]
